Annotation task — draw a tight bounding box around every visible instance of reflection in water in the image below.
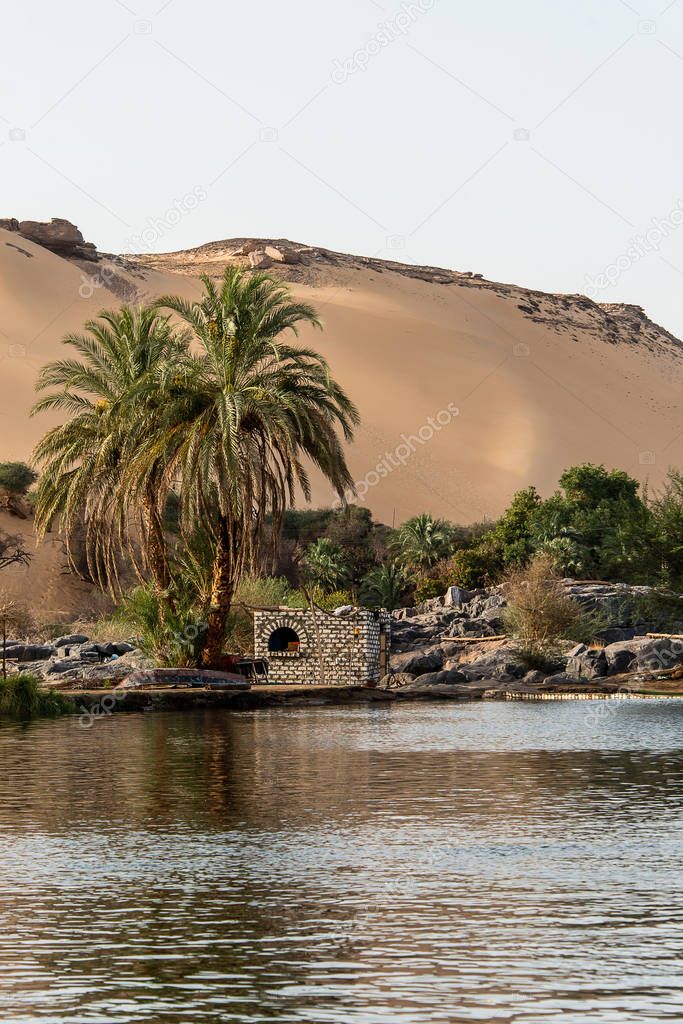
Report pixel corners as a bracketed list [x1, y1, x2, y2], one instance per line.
[0, 702, 682, 1022]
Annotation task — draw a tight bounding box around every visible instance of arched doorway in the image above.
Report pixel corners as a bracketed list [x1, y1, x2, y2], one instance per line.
[268, 626, 301, 653]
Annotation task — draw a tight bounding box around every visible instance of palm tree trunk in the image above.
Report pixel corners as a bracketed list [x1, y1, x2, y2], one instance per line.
[141, 487, 172, 595]
[201, 516, 237, 668]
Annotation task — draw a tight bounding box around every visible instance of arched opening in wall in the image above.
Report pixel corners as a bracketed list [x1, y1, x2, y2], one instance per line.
[268, 626, 300, 653]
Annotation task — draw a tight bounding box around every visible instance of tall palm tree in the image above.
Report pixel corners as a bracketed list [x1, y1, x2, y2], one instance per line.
[31, 306, 185, 595]
[154, 268, 359, 666]
[393, 513, 454, 573]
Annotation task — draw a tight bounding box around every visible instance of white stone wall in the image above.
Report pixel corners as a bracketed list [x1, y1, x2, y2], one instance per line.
[253, 608, 391, 686]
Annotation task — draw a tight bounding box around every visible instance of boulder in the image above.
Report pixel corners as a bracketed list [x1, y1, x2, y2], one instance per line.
[598, 627, 636, 645]
[542, 673, 582, 687]
[54, 634, 90, 648]
[13, 644, 55, 662]
[389, 645, 443, 676]
[399, 682, 475, 699]
[264, 245, 301, 265]
[522, 670, 547, 685]
[0, 218, 19, 232]
[566, 643, 607, 680]
[46, 659, 83, 675]
[603, 637, 683, 676]
[17, 218, 98, 260]
[444, 586, 470, 607]
[112, 641, 135, 655]
[249, 251, 273, 269]
[411, 668, 468, 687]
[603, 641, 642, 676]
[456, 647, 526, 682]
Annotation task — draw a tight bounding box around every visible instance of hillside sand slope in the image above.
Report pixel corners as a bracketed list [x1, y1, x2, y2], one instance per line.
[1, 228, 682, 616]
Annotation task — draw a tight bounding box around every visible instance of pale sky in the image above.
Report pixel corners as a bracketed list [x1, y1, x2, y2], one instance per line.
[4, 0, 683, 335]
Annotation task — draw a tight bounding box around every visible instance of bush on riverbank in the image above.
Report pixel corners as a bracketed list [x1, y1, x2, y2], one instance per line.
[0, 674, 75, 719]
[502, 554, 605, 668]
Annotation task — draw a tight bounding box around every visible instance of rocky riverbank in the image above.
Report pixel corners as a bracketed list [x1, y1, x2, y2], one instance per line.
[6, 579, 683, 704]
[382, 580, 683, 694]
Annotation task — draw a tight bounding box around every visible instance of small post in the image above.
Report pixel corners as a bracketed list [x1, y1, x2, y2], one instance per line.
[0, 597, 17, 682]
[303, 586, 327, 687]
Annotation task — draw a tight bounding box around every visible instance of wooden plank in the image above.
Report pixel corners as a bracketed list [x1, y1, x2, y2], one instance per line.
[444, 635, 508, 643]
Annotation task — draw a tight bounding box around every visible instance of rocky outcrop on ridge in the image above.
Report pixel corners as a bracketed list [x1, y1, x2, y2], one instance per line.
[126, 238, 683, 357]
[0, 217, 98, 261]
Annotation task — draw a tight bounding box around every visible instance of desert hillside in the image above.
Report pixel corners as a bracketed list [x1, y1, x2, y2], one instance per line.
[2, 223, 683, 530]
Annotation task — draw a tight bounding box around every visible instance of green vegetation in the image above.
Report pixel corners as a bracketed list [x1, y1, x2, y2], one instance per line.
[409, 464, 681, 599]
[501, 553, 605, 669]
[0, 462, 38, 496]
[0, 674, 74, 719]
[361, 561, 406, 611]
[303, 538, 349, 593]
[392, 513, 455, 572]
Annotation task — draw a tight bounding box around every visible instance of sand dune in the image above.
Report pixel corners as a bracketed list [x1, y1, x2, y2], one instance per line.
[1, 227, 682, 616]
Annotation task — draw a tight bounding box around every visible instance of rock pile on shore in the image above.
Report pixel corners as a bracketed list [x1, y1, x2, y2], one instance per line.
[3, 635, 144, 684]
[383, 580, 683, 692]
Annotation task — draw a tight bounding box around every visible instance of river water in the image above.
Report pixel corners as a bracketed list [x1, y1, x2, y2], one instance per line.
[0, 700, 682, 1023]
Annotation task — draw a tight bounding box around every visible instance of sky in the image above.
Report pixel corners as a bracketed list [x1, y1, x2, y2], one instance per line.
[3, 0, 683, 334]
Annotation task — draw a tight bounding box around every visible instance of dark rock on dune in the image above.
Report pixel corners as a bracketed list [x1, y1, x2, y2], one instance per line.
[1, 217, 98, 260]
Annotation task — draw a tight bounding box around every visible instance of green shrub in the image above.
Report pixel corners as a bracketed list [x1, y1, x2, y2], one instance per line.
[413, 576, 442, 603]
[314, 588, 354, 611]
[302, 539, 349, 592]
[111, 585, 204, 666]
[0, 462, 38, 496]
[0, 675, 74, 719]
[447, 537, 504, 589]
[360, 561, 407, 610]
[502, 553, 604, 664]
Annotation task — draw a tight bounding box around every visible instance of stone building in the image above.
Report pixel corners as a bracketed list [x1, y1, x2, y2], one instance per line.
[253, 606, 392, 686]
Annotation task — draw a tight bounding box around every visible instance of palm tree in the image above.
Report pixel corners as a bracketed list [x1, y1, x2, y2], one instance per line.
[393, 512, 454, 573]
[361, 560, 406, 610]
[154, 268, 359, 666]
[303, 538, 349, 593]
[31, 306, 185, 595]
